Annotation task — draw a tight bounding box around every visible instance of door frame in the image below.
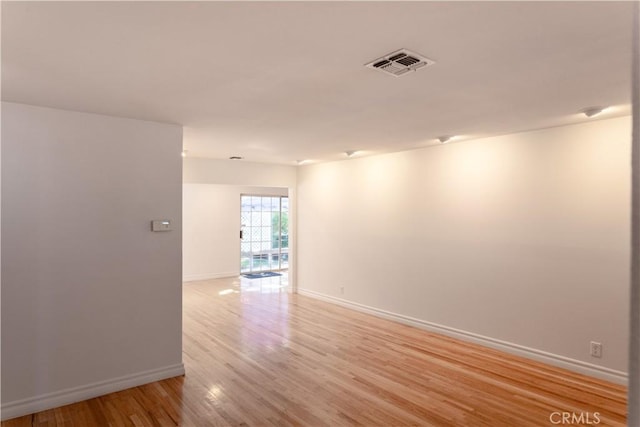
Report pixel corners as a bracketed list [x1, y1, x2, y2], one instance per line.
[240, 193, 290, 274]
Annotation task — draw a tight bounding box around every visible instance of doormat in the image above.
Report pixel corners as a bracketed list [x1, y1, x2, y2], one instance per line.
[242, 271, 282, 279]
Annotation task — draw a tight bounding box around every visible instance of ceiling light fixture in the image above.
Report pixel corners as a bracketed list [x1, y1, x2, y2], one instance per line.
[345, 150, 358, 157]
[438, 136, 453, 144]
[581, 106, 606, 118]
[229, 156, 243, 160]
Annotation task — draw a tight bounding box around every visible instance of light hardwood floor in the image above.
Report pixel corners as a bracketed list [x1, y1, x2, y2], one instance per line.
[2, 274, 628, 426]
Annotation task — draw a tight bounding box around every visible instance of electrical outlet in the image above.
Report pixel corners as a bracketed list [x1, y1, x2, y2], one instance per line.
[590, 341, 602, 358]
[340, 286, 345, 295]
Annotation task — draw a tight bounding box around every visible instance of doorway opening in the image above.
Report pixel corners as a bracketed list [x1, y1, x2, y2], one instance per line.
[240, 195, 289, 274]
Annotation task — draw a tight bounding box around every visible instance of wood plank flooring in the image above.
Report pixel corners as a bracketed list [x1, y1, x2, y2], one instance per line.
[2, 274, 627, 426]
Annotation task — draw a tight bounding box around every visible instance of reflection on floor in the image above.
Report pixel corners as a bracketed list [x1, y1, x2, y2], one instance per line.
[2, 272, 628, 426]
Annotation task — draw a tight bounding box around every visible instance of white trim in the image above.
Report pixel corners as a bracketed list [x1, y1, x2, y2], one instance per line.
[1, 363, 185, 421]
[297, 288, 628, 385]
[183, 271, 238, 282]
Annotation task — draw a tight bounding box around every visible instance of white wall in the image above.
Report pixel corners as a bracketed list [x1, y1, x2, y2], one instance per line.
[183, 157, 296, 188]
[183, 184, 288, 281]
[297, 116, 631, 382]
[630, 3, 640, 421]
[1, 103, 184, 419]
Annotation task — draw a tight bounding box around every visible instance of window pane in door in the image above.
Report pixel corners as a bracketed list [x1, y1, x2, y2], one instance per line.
[240, 195, 289, 274]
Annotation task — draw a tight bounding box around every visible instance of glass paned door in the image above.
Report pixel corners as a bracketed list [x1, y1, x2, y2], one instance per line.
[241, 195, 289, 273]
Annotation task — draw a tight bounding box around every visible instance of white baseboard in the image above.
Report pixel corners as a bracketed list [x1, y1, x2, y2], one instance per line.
[183, 271, 238, 282]
[1, 363, 185, 421]
[297, 288, 628, 385]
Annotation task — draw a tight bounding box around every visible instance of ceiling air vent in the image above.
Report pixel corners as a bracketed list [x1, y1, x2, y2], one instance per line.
[365, 49, 435, 77]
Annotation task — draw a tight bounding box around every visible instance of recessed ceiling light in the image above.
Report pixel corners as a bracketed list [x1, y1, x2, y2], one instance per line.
[181, 150, 188, 157]
[229, 156, 243, 160]
[438, 136, 453, 144]
[581, 106, 606, 118]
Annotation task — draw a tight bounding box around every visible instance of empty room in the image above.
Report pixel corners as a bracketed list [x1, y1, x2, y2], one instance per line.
[1, 1, 639, 426]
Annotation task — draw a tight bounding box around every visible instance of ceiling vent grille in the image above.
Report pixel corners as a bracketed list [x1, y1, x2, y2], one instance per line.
[365, 49, 435, 77]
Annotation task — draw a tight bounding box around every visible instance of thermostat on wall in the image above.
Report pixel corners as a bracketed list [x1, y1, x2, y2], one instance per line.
[151, 220, 172, 232]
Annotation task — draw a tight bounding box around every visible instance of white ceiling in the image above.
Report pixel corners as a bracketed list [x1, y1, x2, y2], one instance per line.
[1, 1, 633, 164]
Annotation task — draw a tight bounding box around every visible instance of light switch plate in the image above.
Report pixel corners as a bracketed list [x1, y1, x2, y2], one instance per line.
[151, 220, 172, 232]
